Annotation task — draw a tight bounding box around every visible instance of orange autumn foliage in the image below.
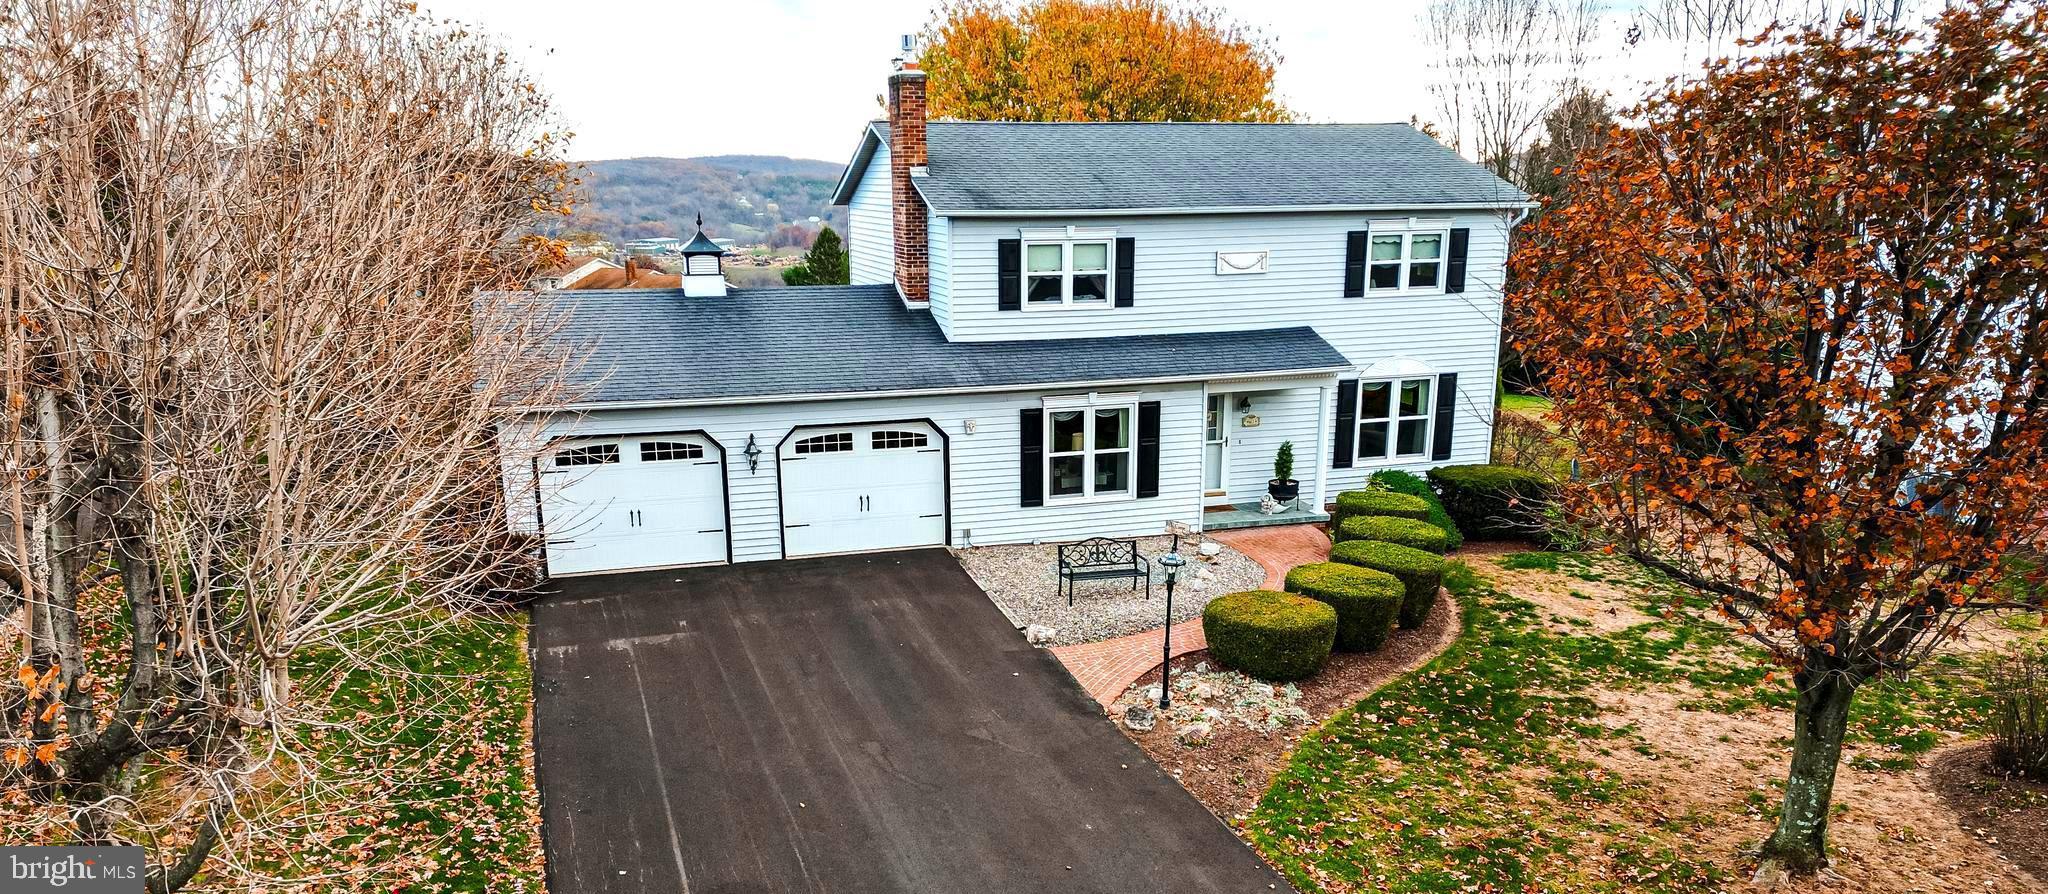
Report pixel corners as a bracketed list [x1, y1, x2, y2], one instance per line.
[1512, 1, 2048, 872]
[918, 0, 1289, 123]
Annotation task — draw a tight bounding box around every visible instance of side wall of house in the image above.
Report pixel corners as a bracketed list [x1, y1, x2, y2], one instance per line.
[927, 210, 951, 331]
[504, 382, 1262, 563]
[846, 143, 893, 286]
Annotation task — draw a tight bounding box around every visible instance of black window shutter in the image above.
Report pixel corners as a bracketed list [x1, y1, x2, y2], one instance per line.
[1333, 380, 1358, 469]
[998, 239, 1022, 311]
[1136, 400, 1161, 497]
[1445, 228, 1470, 294]
[1019, 408, 1043, 506]
[1114, 237, 1136, 308]
[1342, 230, 1367, 298]
[1431, 372, 1459, 461]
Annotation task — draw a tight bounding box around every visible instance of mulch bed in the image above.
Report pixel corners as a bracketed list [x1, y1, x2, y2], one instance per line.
[1114, 591, 1463, 821]
[1928, 742, 2048, 885]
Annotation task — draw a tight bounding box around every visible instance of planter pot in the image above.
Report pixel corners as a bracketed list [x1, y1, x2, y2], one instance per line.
[1267, 478, 1300, 502]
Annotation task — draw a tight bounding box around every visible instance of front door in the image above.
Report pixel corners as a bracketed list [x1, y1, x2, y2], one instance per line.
[1203, 394, 1230, 506]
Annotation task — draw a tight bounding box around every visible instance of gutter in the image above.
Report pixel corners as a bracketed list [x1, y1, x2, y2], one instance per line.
[512, 365, 1353, 415]
[915, 197, 1541, 218]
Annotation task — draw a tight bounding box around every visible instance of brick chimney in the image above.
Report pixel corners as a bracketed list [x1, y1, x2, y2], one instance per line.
[888, 50, 929, 304]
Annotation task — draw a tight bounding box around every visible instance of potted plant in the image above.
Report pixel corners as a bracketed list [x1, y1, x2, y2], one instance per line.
[1268, 441, 1299, 502]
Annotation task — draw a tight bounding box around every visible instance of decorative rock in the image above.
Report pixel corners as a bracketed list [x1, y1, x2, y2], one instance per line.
[1195, 567, 1217, 581]
[1199, 542, 1224, 558]
[1176, 722, 1214, 746]
[1023, 624, 1059, 645]
[1123, 702, 1157, 732]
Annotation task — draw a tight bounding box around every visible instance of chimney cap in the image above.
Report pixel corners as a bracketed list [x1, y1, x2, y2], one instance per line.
[892, 33, 923, 72]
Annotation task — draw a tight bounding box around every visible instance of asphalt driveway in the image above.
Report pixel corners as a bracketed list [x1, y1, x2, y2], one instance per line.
[530, 548, 1293, 893]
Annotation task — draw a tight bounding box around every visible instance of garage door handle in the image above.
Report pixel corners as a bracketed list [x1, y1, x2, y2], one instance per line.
[919, 513, 943, 519]
[785, 523, 811, 529]
[698, 528, 723, 534]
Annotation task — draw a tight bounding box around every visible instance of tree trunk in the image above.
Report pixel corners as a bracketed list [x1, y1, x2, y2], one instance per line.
[1756, 667, 1856, 878]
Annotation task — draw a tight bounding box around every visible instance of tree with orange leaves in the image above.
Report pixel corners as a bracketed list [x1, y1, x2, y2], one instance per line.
[917, 0, 1289, 122]
[1512, 1, 2048, 879]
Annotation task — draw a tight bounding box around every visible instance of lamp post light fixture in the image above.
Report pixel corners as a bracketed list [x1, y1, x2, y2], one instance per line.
[1156, 536, 1187, 710]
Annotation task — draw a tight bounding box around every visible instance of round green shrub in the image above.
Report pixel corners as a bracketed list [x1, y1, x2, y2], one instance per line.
[1333, 489, 1432, 527]
[1336, 515, 1450, 553]
[1426, 464, 1556, 541]
[1330, 539, 1445, 629]
[1283, 562, 1404, 652]
[1367, 469, 1464, 550]
[1201, 590, 1337, 682]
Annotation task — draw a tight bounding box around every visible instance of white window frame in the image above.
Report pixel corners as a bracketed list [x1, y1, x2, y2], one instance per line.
[1019, 226, 1117, 311]
[1356, 376, 1437, 464]
[1365, 218, 1452, 296]
[1043, 391, 1139, 503]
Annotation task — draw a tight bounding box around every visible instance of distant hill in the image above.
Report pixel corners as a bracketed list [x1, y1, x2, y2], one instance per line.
[562, 155, 850, 248]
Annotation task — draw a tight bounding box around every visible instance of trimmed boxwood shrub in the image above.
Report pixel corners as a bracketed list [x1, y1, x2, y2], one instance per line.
[1367, 469, 1464, 550]
[1202, 590, 1337, 682]
[1333, 489, 1432, 527]
[1336, 515, 1450, 553]
[1427, 464, 1555, 541]
[1283, 562, 1404, 652]
[1330, 540, 1445, 629]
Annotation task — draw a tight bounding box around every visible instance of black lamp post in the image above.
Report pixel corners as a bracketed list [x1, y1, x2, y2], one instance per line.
[1156, 535, 1186, 710]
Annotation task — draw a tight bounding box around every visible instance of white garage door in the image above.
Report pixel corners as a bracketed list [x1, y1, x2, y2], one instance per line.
[780, 422, 946, 558]
[540, 433, 727, 575]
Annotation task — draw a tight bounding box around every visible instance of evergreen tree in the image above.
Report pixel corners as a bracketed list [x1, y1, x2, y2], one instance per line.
[782, 226, 849, 286]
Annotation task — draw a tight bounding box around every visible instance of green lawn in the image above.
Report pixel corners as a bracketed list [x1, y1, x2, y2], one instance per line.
[1499, 393, 1555, 417]
[247, 610, 544, 892]
[1243, 552, 2010, 893]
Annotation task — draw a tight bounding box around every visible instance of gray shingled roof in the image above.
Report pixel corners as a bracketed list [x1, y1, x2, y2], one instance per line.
[831, 121, 1528, 212]
[519, 285, 1350, 407]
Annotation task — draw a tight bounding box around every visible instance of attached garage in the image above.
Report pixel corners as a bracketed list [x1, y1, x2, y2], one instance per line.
[779, 421, 948, 558]
[539, 432, 729, 575]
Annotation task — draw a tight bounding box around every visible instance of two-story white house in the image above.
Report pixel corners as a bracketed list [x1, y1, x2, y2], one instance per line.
[500, 59, 1529, 576]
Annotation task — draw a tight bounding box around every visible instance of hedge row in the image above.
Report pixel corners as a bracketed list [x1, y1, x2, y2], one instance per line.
[1202, 590, 1337, 682]
[1283, 562, 1404, 651]
[1333, 489, 1431, 527]
[1330, 539, 1444, 629]
[1336, 514, 1450, 554]
[1427, 464, 1554, 541]
[1366, 470, 1464, 550]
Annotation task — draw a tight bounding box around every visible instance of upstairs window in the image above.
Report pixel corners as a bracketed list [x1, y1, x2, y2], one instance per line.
[1021, 229, 1115, 310]
[1368, 221, 1450, 294]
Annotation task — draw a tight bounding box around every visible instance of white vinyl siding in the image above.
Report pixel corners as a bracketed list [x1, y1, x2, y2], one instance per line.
[847, 142, 893, 286]
[502, 383, 1206, 563]
[1216, 385, 1327, 500]
[928, 210, 952, 331]
[938, 210, 1509, 475]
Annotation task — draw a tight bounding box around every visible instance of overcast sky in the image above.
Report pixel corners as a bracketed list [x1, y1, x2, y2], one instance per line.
[418, 0, 1679, 164]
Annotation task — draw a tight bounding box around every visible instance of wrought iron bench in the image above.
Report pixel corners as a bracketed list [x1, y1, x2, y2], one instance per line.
[1056, 537, 1152, 606]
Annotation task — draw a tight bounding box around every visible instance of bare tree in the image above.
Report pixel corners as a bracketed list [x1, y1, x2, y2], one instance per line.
[0, 0, 568, 889]
[1626, 0, 1942, 62]
[1423, 0, 1604, 188]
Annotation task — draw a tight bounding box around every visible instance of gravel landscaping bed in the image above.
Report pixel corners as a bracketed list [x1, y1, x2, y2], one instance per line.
[958, 533, 1268, 645]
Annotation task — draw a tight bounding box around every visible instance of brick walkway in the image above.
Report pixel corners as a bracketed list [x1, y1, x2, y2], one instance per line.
[1049, 523, 1332, 710]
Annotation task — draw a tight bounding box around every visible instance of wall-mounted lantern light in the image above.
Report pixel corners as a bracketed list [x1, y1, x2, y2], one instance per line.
[743, 434, 762, 474]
